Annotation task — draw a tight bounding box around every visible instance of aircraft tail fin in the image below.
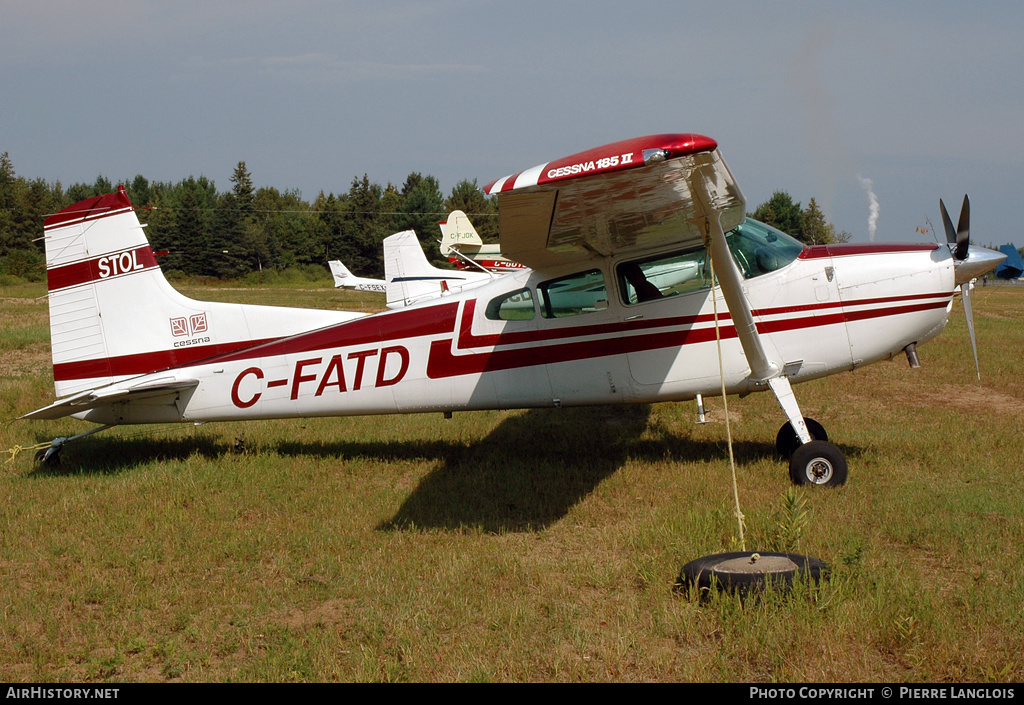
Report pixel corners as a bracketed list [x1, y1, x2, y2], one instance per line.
[328, 259, 386, 292]
[42, 187, 361, 399]
[383, 230, 491, 307]
[439, 210, 484, 256]
[328, 260, 353, 287]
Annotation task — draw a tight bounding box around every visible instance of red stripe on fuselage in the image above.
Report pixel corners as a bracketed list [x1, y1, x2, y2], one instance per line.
[454, 292, 950, 350]
[53, 337, 280, 382]
[428, 322, 736, 378]
[54, 302, 462, 383]
[202, 301, 460, 366]
[427, 293, 952, 379]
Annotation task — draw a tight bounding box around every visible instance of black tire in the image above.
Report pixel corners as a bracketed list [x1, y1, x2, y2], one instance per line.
[34, 447, 60, 467]
[789, 440, 847, 487]
[675, 551, 827, 598]
[775, 418, 828, 459]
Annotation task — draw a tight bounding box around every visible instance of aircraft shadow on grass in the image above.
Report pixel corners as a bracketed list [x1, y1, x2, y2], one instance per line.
[27, 406, 860, 532]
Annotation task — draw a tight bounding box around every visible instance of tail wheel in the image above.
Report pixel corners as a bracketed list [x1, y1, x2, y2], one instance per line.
[789, 441, 847, 487]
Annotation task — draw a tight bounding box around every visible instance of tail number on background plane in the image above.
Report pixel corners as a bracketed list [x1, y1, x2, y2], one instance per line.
[230, 346, 410, 408]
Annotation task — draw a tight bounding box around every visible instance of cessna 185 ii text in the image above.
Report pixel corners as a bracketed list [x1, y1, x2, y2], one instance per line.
[21, 134, 1005, 485]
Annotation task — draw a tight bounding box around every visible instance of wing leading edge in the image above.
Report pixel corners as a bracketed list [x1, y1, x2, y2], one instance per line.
[483, 134, 744, 271]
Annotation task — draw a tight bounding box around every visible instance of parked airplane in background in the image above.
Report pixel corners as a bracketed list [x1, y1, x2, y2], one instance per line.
[328, 260, 386, 293]
[440, 210, 526, 273]
[21, 133, 1005, 487]
[332, 230, 495, 308]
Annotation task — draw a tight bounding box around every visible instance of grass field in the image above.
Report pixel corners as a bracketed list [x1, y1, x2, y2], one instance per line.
[1, 279, 1022, 682]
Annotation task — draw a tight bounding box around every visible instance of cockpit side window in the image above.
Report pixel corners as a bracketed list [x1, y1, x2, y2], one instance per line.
[617, 219, 804, 302]
[618, 249, 710, 304]
[537, 269, 608, 318]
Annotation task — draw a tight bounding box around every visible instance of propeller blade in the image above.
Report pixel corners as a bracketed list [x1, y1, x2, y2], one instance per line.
[940, 198, 957, 246]
[960, 282, 981, 381]
[941, 196, 971, 260]
[955, 194, 970, 261]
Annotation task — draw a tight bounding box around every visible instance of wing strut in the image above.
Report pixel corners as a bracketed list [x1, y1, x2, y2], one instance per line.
[691, 168, 812, 446]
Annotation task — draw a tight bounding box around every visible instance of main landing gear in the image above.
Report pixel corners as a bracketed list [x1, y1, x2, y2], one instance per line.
[776, 419, 848, 487]
[765, 377, 847, 487]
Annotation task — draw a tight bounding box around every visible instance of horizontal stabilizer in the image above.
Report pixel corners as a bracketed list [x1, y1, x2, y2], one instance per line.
[20, 379, 199, 421]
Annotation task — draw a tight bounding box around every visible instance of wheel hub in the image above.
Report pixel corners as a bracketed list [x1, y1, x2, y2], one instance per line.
[806, 457, 834, 484]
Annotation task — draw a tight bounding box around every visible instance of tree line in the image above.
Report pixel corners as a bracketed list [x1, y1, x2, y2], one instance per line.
[0, 155, 499, 281]
[749, 190, 852, 246]
[1, 151, 858, 283]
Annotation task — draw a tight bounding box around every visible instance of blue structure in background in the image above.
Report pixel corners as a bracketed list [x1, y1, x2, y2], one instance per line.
[996, 245, 1023, 279]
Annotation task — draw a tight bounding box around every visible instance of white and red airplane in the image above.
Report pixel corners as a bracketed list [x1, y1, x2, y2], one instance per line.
[332, 230, 494, 307]
[21, 134, 1004, 486]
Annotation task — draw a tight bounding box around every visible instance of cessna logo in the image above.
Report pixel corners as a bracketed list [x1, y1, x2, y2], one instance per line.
[170, 313, 210, 347]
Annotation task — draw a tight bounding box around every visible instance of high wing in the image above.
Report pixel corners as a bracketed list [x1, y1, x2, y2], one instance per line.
[483, 134, 744, 270]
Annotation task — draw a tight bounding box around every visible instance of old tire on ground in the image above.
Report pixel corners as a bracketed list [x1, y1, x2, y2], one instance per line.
[676, 551, 827, 598]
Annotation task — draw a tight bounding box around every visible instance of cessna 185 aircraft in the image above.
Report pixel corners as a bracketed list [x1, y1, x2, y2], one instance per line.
[22, 134, 1005, 486]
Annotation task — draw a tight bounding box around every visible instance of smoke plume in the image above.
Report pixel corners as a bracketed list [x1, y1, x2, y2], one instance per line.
[857, 175, 880, 241]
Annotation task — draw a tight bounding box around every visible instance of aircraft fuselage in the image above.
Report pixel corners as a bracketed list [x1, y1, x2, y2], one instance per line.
[74, 237, 954, 426]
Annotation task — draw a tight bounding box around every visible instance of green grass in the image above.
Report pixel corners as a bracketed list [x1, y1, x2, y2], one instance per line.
[1, 281, 1022, 682]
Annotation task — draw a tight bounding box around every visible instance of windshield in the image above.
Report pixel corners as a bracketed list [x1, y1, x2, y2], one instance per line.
[726, 219, 804, 279]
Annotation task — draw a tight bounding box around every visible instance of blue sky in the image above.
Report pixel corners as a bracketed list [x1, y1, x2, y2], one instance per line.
[3, 1, 1022, 247]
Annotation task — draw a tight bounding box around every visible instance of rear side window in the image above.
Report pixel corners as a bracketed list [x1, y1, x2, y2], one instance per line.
[537, 269, 608, 318]
[485, 288, 535, 320]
